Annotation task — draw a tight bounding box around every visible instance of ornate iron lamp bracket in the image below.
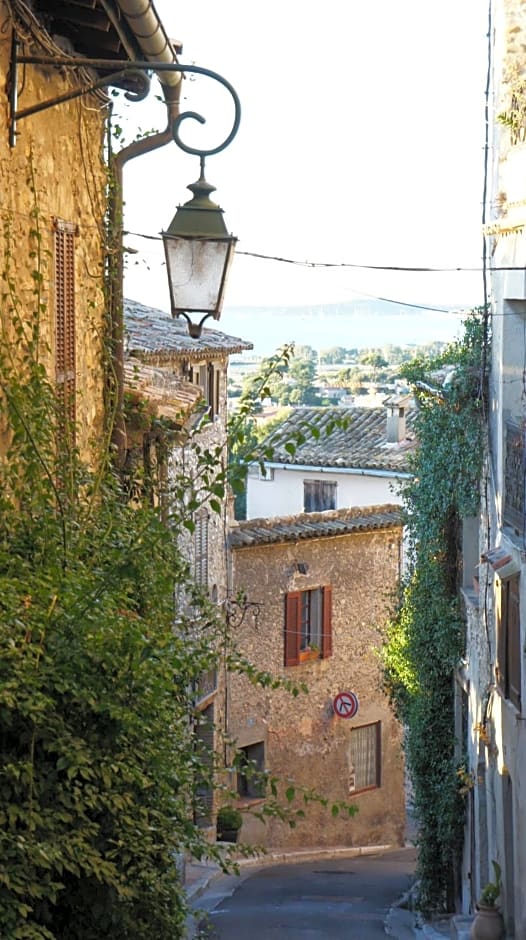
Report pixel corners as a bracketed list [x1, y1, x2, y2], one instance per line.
[8, 33, 241, 154]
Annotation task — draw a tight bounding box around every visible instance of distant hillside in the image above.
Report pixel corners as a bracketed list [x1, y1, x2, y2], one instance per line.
[225, 298, 466, 318]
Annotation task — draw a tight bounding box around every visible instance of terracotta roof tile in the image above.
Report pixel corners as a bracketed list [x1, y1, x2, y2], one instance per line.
[229, 505, 403, 547]
[124, 299, 253, 362]
[261, 405, 416, 473]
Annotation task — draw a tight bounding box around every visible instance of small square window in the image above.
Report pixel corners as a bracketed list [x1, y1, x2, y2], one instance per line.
[304, 480, 336, 512]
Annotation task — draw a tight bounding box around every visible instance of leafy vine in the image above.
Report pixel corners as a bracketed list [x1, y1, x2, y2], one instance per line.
[383, 310, 487, 914]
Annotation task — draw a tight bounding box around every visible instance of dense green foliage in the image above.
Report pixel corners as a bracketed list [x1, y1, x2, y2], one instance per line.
[383, 311, 486, 914]
[0, 329, 228, 937]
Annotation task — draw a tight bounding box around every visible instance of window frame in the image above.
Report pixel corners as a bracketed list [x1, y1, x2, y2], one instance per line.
[284, 586, 332, 666]
[349, 721, 382, 794]
[303, 479, 337, 513]
[237, 741, 266, 800]
[188, 361, 220, 419]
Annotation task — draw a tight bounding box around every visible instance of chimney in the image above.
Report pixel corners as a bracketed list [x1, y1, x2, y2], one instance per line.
[385, 395, 409, 443]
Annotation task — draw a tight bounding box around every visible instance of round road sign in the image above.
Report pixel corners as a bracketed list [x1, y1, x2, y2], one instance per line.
[333, 691, 359, 719]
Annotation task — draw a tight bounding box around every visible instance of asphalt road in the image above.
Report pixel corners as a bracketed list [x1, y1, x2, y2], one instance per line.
[196, 846, 416, 939]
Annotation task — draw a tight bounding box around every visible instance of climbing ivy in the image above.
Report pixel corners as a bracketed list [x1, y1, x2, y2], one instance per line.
[383, 310, 487, 914]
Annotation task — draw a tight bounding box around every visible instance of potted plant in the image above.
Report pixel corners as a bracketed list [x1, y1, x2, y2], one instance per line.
[470, 861, 505, 940]
[216, 805, 243, 843]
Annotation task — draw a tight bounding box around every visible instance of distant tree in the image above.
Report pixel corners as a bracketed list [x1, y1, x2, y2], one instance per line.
[337, 366, 366, 396]
[319, 346, 348, 364]
[294, 344, 317, 361]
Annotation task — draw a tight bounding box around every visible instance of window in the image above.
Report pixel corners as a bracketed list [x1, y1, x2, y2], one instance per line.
[304, 480, 336, 512]
[284, 586, 332, 665]
[194, 703, 214, 827]
[349, 722, 381, 793]
[188, 361, 220, 418]
[54, 218, 77, 438]
[237, 741, 265, 799]
[497, 575, 522, 711]
[258, 465, 274, 481]
[194, 509, 209, 588]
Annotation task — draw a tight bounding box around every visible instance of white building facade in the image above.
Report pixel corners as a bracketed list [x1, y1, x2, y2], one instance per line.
[246, 399, 414, 520]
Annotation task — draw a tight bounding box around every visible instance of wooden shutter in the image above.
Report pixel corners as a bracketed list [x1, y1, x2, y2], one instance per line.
[194, 510, 209, 587]
[496, 580, 506, 695]
[507, 576, 521, 710]
[321, 585, 333, 659]
[497, 575, 522, 710]
[54, 219, 77, 434]
[284, 592, 300, 666]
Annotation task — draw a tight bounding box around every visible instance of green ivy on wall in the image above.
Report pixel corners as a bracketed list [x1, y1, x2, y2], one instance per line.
[383, 310, 487, 914]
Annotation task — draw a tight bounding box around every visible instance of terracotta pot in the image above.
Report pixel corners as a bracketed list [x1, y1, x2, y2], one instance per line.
[470, 904, 505, 940]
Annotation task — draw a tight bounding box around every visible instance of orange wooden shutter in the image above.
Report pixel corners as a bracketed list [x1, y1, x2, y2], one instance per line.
[321, 585, 333, 659]
[285, 592, 300, 666]
[54, 219, 77, 435]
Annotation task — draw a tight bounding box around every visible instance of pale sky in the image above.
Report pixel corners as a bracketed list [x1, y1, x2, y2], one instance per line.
[120, 1, 489, 314]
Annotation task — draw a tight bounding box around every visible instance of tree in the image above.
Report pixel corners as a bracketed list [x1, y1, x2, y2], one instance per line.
[319, 346, 349, 364]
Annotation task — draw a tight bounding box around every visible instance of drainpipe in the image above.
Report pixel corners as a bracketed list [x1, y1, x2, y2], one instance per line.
[107, 0, 183, 464]
[108, 79, 182, 465]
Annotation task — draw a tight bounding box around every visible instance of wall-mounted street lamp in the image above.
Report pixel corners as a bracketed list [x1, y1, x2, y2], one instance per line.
[8, 36, 241, 461]
[163, 158, 236, 339]
[9, 41, 240, 339]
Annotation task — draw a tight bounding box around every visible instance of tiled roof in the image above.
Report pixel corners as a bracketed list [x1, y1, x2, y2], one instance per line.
[229, 505, 404, 548]
[124, 299, 253, 362]
[124, 362, 201, 422]
[260, 406, 416, 473]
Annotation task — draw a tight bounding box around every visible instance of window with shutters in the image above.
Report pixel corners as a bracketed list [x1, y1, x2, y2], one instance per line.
[349, 721, 381, 793]
[194, 509, 209, 588]
[284, 586, 332, 665]
[237, 741, 266, 800]
[304, 480, 337, 512]
[194, 703, 214, 827]
[497, 575, 522, 711]
[188, 361, 220, 418]
[54, 219, 77, 438]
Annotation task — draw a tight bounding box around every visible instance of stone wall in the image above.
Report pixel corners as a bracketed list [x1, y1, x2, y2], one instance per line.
[0, 6, 107, 459]
[228, 523, 406, 849]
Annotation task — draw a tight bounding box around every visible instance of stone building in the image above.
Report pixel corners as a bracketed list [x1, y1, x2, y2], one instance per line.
[124, 298, 253, 834]
[0, 0, 183, 462]
[459, 0, 526, 935]
[246, 398, 415, 519]
[227, 505, 406, 849]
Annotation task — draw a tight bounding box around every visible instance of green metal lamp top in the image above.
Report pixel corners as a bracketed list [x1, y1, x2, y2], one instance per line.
[164, 159, 231, 239]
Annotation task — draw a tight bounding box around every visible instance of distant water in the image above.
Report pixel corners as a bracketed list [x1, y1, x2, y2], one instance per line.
[221, 303, 466, 357]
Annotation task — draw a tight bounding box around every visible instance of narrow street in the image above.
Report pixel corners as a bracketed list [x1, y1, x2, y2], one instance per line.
[195, 846, 416, 939]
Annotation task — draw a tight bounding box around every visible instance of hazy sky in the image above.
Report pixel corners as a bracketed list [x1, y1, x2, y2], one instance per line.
[120, 1, 489, 315]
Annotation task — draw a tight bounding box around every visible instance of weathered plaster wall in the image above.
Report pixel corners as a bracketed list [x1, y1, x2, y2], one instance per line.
[247, 466, 403, 519]
[229, 525, 405, 849]
[0, 8, 107, 458]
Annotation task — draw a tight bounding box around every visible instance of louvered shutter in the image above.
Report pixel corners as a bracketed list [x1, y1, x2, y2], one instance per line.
[194, 510, 209, 587]
[507, 576, 521, 710]
[496, 580, 506, 694]
[285, 592, 300, 666]
[321, 585, 333, 659]
[54, 219, 76, 435]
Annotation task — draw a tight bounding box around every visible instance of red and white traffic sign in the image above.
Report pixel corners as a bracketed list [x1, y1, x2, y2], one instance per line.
[333, 691, 359, 719]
